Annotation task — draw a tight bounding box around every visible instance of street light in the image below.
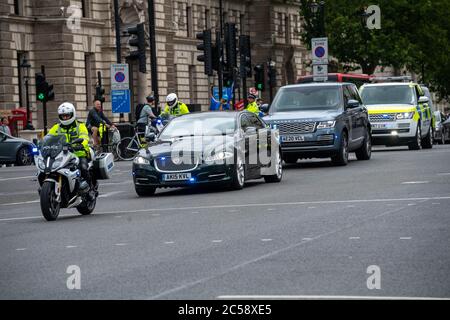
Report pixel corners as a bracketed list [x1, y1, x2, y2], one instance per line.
[19, 57, 34, 130]
[310, 1, 325, 37]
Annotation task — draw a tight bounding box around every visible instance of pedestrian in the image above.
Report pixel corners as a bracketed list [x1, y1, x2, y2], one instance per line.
[0, 117, 11, 136]
[245, 94, 260, 114]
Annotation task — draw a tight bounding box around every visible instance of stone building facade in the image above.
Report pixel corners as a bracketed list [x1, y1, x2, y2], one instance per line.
[0, 0, 310, 130]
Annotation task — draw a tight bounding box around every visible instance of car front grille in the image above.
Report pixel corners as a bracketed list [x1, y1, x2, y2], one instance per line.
[154, 155, 199, 172]
[369, 114, 396, 122]
[276, 121, 316, 134]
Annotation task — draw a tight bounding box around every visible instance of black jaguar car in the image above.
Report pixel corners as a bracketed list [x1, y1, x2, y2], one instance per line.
[132, 111, 283, 196]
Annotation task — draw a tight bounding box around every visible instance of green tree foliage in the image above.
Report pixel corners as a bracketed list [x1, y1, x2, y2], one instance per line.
[299, 0, 450, 100]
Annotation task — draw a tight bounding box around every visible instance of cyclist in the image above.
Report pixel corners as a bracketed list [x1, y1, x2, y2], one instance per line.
[86, 100, 115, 152]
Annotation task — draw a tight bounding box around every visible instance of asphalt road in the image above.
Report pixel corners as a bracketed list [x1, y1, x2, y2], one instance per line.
[1, 145, 450, 299]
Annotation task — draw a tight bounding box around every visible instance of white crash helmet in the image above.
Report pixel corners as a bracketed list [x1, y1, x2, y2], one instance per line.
[166, 93, 178, 108]
[58, 102, 76, 126]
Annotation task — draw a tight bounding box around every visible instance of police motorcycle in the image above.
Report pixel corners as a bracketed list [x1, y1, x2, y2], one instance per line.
[35, 135, 114, 221]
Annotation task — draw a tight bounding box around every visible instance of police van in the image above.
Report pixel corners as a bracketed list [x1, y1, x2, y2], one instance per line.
[359, 77, 433, 150]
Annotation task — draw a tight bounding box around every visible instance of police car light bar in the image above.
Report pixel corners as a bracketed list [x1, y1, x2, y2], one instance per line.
[370, 76, 412, 83]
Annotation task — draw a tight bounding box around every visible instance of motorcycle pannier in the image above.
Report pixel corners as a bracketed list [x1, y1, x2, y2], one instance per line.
[93, 153, 114, 179]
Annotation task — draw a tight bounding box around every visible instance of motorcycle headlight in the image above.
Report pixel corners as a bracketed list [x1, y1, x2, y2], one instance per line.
[396, 112, 414, 120]
[317, 121, 336, 129]
[37, 158, 45, 170]
[204, 151, 233, 164]
[134, 156, 150, 165]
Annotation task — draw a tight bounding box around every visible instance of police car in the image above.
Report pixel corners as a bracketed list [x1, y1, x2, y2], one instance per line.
[360, 77, 433, 150]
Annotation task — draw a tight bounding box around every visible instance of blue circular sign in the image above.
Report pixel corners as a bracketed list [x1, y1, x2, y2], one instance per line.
[115, 72, 125, 83]
[315, 46, 326, 58]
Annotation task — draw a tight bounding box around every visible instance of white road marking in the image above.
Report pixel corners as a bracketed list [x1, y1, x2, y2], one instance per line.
[347, 205, 356, 208]
[407, 203, 416, 206]
[114, 216, 123, 218]
[101, 181, 132, 186]
[228, 210, 238, 213]
[432, 203, 440, 205]
[402, 181, 430, 184]
[151, 213, 161, 216]
[267, 208, 275, 211]
[1, 200, 39, 206]
[437, 173, 450, 176]
[66, 245, 77, 248]
[400, 237, 412, 240]
[0, 191, 36, 196]
[302, 238, 313, 241]
[212, 240, 223, 243]
[114, 243, 128, 246]
[349, 237, 360, 240]
[0, 176, 35, 182]
[98, 191, 124, 198]
[216, 295, 450, 300]
[2, 195, 450, 222]
[261, 239, 273, 242]
[164, 241, 175, 244]
[191, 211, 199, 214]
[15, 248, 27, 251]
[307, 207, 316, 209]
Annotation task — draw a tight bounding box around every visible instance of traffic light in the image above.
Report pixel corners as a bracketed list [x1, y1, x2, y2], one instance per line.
[35, 73, 55, 103]
[95, 84, 105, 103]
[35, 73, 46, 102]
[225, 23, 237, 70]
[223, 70, 233, 87]
[239, 35, 251, 78]
[254, 64, 265, 91]
[196, 29, 213, 76]
[268, 65, 276, 87]
[128, 23, 146, 73]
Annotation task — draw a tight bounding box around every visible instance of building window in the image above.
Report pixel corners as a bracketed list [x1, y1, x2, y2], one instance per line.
[13, 0, 23, 15]
[188, 65, 197, 103]
[240, 14, 245, 35]
[81, 0, 90, 18]
[84, 54, 94, 106]
[186, 6, 193, 37]
[205, 9, 210, 30]
[285, 15, 291, 44]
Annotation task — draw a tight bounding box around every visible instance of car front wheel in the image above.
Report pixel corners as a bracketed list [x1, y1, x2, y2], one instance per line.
[16, 146, 32, 166]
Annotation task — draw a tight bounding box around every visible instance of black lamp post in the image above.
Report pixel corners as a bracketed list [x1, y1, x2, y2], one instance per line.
[19, 58, 34, 130]
[310, 1, 325, 37]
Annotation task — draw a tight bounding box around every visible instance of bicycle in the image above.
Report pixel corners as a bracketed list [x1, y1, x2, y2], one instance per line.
[116, 125, 148, 161]
[89, 123, 121, 161]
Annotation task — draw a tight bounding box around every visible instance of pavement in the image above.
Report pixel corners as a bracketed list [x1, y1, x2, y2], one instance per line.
[0, 145, 450, 299]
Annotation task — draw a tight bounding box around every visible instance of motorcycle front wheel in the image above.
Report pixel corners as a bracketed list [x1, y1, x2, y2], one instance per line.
[40, 181, 61, 221]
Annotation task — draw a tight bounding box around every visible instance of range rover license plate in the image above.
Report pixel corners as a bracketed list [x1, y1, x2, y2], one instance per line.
[281, 135, 305, 143]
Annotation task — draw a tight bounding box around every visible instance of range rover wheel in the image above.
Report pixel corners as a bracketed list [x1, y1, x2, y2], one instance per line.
[331, 131, 349, 166]
[355, 129, 372, 160]
[422, 126, 433, 149]
[408, 124, 422, 150]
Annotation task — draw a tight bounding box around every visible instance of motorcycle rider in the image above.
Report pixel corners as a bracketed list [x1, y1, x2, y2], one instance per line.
[161, 93, 190, 117]
[47, 102, 91, 191]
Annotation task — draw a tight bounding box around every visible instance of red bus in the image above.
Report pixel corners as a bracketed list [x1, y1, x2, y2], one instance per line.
[297, 73, 372, 88]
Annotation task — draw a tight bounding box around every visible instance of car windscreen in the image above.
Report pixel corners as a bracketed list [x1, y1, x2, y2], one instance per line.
[360, 85, 416, 105]
[159, 116, 236, 139]
[270, 86, 342, 112]
[40, 135, 66, 158]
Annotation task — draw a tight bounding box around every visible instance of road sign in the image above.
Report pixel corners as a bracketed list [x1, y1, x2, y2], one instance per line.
[111, 64, 129, 90]
[111, 90, 130, 113]
[313, 64, 328, 82]
[312, 37, 328, 65]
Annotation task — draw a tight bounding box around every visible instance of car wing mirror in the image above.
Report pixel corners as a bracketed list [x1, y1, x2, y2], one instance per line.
[418, 96, 429, 104]
[347, 99, 360, 109]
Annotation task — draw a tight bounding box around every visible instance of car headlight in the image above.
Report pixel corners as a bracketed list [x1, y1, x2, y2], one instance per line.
[134, 156, 150, 165]
[204, 151, 233, 163]
[317, 121, 336, 129]
[396, 112, 414, 120]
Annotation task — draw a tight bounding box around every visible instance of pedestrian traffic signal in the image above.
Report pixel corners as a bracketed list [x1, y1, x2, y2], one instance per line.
[254, 64, 265, 91]
[95, 84, 105, 103]
[196, 29, 213, 76]
[35, 72, 55, 103]
[128, 23, 146, 73]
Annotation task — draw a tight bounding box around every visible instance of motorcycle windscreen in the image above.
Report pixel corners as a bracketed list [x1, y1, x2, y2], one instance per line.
[40, 135, 66, 158]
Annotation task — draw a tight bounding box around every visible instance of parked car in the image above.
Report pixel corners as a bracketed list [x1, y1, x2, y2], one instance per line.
[433, 111, 447, 144]
[360, 82, 433, 150]
[262, 82, 372, 166]
[132, 111, 282, 196]
[0, 131, 36, 166]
